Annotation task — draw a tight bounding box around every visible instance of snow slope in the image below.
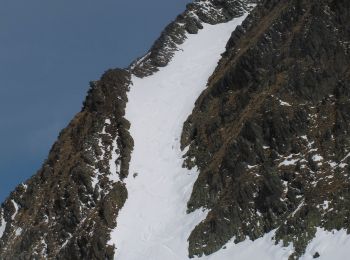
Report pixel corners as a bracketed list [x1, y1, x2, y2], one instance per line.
[109, 13, 249, 260]
[300, 228, 350, 260]
[194, 228, 350, 260]
[196, 230, 294, 260]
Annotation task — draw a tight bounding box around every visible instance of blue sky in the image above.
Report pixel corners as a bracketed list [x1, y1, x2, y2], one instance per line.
[0, 0, 190, 202]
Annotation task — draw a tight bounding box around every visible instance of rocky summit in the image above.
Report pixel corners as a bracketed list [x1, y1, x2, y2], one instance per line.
[1, 0, 350, 259]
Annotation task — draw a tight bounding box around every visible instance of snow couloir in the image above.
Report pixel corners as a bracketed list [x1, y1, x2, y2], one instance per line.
[107, 8, 350, 260]
[109, 13, 249, 260]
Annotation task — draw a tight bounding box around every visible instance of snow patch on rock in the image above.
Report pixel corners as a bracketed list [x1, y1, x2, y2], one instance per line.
[0, 213, 6, 239]
[11, 200, 19, 221]
[108, 135, 121, 183]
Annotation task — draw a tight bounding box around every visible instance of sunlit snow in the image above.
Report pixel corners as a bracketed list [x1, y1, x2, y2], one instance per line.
[110, 14, 249, 260]
[11, 200, 19, 221]
[300, 228, 350, 260]
[196, 230, 294, 260]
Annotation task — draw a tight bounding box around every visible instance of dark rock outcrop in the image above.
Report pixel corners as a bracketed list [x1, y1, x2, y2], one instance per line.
[0, 69, 132, 259]
[181, 0, 350, 258]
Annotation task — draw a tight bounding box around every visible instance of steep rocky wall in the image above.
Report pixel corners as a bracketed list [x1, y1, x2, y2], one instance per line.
[0, 69, 132, 259]
[181, 0, 350, 258]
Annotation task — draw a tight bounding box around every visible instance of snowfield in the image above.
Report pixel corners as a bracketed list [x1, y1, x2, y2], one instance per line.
[300, 228, 350, 260]
[108, 8, 350, 260]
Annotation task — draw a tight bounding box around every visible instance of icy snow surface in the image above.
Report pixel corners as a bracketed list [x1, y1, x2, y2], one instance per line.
[108, 8, 350, 260]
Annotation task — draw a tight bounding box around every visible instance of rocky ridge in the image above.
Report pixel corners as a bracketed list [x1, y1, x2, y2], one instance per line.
[0, 69, 132, 259]
[130, 0, 257, 77]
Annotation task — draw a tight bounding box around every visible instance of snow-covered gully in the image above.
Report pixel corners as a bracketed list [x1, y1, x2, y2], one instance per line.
[109, 14, 249, 260]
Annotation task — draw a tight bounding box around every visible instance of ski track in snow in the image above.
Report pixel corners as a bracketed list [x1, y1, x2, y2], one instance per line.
[108, 10, 350, 260]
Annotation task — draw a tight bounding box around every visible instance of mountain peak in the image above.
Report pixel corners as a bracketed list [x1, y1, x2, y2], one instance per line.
[130, 0, 257, 77]
[1, 0, 350, 259]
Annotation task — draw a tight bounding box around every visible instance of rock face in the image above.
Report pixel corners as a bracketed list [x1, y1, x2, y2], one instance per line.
[0, 69, 132, 259]
[1, 0, 350, 259]
[181, 0, 350, 258]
